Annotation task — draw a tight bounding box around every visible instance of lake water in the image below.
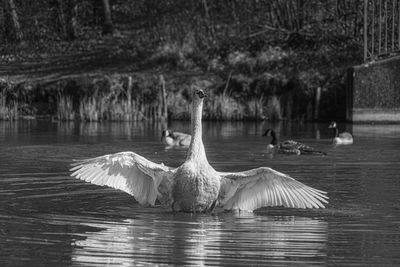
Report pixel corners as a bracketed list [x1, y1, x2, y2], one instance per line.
[1, 120, 400, 266]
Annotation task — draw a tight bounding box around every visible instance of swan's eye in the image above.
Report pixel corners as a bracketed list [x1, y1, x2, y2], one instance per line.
[196, 90, 207, 99]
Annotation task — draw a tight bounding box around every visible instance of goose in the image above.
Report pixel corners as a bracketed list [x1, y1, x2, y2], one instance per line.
[262, 129, 326, 156]
[161, 130, 191, 147]
[70, 88, 328, 213]
[328, 121, 353, 145]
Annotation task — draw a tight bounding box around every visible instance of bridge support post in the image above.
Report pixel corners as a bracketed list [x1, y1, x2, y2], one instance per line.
[347, 56, 400, 122]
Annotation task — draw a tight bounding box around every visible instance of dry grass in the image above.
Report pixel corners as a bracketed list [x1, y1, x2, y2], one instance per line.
[266, 95, 282, 121]
[247, 96, 266, 120]
[57, 96, 75, 121]
[205, 92, 245, 120]
[0, 92, 18, 120]
[56, 75, 161, 122]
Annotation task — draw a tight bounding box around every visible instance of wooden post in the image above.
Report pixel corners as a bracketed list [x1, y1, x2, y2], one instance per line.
[314, 87, 321, 120]
[286, 91, 293, 120]
[127, 76, 132, 121]
[160, 75, 168, 121]
[363, 0, 368, 61]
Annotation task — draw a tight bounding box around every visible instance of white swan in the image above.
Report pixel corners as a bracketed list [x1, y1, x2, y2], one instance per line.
[161, 130, 191, 146]
[70, 88, 328, 212]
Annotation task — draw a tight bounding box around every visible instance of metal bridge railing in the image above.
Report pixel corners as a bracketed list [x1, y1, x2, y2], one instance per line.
[364, 0, 400, 62]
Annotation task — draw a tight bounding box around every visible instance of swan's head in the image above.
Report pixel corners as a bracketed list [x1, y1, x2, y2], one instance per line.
[262, 128, 275, 137]
[194, 88, 208, 100]
[328, 121, 337, 129]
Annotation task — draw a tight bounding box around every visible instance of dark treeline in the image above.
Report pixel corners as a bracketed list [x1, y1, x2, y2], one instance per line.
[1, 0, 363, 51]
[0, 0, 364, 121]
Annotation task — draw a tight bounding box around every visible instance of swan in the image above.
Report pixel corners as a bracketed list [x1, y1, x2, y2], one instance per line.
[262, 129, 326, 156]
[70, 88, 328, 212]
[328, 121, 353, 145]
[161, 130, 191, 146]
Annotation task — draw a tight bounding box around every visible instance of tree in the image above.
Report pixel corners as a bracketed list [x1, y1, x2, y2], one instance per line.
[65, 0, 78, 40]
[53, 0, 67, 38]
[6, 0, 22, 42]
[102, 0, 113, 34]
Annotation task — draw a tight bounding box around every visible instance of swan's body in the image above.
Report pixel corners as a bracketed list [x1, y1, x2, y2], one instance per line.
[263, 129, 326, 156]
[70, 89, 328, 212]
[329, 121, 353, 145]
[161, 130, 191, 147]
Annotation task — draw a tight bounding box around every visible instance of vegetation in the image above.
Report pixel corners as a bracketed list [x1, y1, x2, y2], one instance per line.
[0, 0, 365, 121]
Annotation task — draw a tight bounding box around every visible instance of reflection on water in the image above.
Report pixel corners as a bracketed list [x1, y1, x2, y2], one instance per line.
[1, 120, 400, 266]
[69, 213, 327, 266]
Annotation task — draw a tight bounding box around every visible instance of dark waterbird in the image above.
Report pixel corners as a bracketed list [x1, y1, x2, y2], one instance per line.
[161, 130, 191, 147]
[263, 129, 327, 156]
[329, 121, 353, 145]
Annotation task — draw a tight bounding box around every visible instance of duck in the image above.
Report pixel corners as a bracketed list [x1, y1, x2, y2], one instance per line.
[262, 129, 326, 156]
[70, 88, 328, 213]
[328, 121, 353, 145]
[161, 130, 191, 147]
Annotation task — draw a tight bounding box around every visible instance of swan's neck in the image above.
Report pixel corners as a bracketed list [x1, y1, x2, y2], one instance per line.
[186, 99, 207, 162]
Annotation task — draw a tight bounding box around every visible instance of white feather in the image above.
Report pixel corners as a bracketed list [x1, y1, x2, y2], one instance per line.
[70, 151, 174, 206]
[218, 167, 328, 211]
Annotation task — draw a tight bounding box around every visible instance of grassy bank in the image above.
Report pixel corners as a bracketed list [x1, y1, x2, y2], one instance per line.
[0, 70, 302, 122]
[0, 56, 348, 122]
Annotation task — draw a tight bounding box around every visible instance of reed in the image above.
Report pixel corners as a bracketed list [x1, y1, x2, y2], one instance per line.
[0, 92, 18, 120]
[167, 93, 190, 120]
[204, 92, 245, 120]
[53, 74, 169, 122]
[79, 97, 101, 122]
[247, 95, 266, 120]
[107, 98, 140, 121]
[57, 95, 75, 121]
[266, 95, 282, 121]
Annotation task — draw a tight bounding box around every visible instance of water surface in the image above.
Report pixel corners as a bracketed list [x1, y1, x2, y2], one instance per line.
[1, 120, 400, 266]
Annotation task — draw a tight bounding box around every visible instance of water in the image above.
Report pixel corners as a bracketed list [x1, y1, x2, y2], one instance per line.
[1, 120, 400, 266]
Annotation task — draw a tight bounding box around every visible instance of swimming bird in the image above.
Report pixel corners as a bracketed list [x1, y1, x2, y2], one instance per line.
[70, 88, 328, 213]
[262, 129, 326, 156]
[328, 121, 353, 145]
[161, 130, 191, 147]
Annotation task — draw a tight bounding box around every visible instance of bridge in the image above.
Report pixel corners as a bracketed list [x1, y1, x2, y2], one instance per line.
[347, 0, 400, 122]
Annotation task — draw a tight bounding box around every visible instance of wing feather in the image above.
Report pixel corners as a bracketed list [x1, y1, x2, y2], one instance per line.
[286, 182, 304, 208]
[218, 167, 328, 211]
[70, 151, 175, 206]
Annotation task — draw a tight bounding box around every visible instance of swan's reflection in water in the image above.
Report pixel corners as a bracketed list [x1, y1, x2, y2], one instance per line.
[72, 211, 327, 266]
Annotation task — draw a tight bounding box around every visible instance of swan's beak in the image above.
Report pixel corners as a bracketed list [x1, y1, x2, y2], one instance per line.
[262, 131, 269, 136]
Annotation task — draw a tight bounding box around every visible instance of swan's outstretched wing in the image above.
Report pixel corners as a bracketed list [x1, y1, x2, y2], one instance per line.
[70, 152, 175, 206]
[218, 167, 328, 211]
